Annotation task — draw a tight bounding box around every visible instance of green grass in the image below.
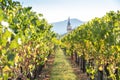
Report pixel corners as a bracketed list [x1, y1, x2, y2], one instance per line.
[50, 49, 77, 80]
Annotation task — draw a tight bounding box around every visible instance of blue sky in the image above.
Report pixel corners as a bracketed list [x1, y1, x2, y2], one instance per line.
[14, 0, 120, 23]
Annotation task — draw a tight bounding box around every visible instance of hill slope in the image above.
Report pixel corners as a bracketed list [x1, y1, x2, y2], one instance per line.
[51, 18, 84, 34]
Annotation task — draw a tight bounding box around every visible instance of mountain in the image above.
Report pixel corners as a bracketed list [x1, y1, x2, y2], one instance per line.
[51, 18, 84, 34]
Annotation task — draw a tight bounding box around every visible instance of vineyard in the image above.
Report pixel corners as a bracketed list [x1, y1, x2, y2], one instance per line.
[0, 0, 59, 79]
[0, 0, 120, 80]
[61, 11, 120, 80]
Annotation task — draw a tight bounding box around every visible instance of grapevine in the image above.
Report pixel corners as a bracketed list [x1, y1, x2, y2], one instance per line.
[0, 0, 59, 79]
[61, 11, 120, 80]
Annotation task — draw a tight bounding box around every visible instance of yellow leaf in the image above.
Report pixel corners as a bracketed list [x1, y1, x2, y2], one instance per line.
[3, 66, 11, 72]
[14, 55, 19, 63]
[44, 58, 47, 61]
[29, 64, 33, 69]
[117, 46, 120, 51]
[0, 45, 2, 50]
[98, 66, 103, 71]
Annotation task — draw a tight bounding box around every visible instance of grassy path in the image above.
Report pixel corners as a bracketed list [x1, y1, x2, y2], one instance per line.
[50, 49, 77, 80]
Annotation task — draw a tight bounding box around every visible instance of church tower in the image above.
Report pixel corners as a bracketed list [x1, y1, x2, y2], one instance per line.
[67, 17, 72, 32]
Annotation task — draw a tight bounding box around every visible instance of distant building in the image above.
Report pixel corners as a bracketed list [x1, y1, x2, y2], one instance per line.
[67, 17, 72, 32]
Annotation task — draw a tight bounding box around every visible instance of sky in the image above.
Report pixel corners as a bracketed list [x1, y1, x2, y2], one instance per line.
[13, 0, 120, 23]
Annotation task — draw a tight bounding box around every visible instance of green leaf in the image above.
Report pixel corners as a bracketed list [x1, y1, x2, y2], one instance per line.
[9, 40, 18, 49]
[0, 9, 3, 21]
[2, 30, 12, 46]
[3, 73, 9, 80]
[2, 30, 12, 40]
[0, 0, 2, 2]
[7, 52, 15, 61]
[1, 49, 7, 55]
[1, 39, 7, 47]
[8, 60, 14, 66]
